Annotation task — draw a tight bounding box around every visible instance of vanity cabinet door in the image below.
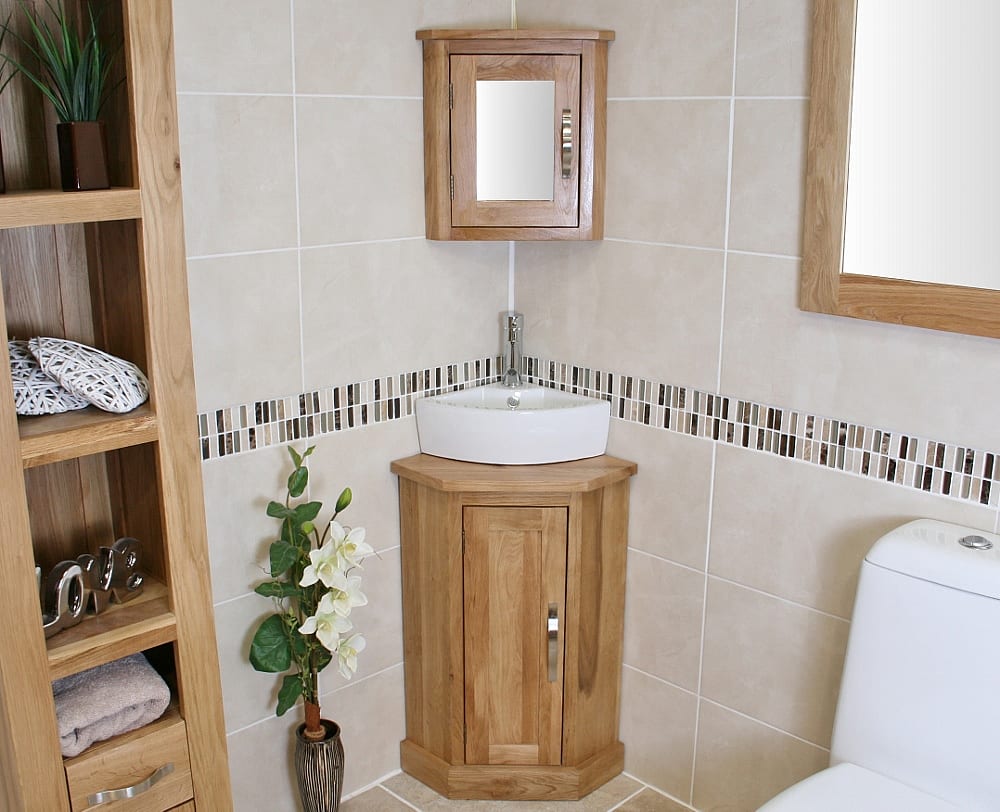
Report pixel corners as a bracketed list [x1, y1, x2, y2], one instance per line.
[450, 54, 580, 228]
[462, 506, 567, 766]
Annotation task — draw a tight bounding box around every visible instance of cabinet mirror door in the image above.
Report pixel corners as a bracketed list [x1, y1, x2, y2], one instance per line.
[451, 54, 580, 228]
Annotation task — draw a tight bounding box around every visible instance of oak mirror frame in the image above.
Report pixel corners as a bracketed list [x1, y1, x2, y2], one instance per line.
[800, 0, 1000, 339]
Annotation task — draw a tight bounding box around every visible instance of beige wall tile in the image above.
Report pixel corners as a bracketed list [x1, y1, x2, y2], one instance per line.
[727, 99, 808, 256]
[202, 444, 293, 604]
[720, 252, 1000, 451]
[516, 241, 725, 393]
[693, 700, 828, 811]
[226, 712, 299, 810]
[294, 0, 510, 97]
[173, 0, 292, 94]
[321, 666, 407, 796]
[608, 421, 713, 571]
[517, 0, 737, 98]
[214, 594, 282, 734]
[177, 94, 298, 256]
[300, 239, 507, 389]
[227, 666, 405, 802]
[624, 552, 705, 692]
[296, 97, 425, 245]
[709, 444, 998, 617]
[701, 578, 849, 747]
[620, 666, 698, 803]
[605, 100, 731, 247]
[187, 251, 302, 412]
[309, 420, 418, 557]
[735, 0, 814, 96]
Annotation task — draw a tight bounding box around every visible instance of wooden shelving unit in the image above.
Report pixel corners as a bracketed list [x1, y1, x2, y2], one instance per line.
[0, 1, 232, 810]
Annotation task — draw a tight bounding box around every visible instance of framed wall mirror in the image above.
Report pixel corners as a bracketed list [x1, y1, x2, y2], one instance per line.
[800, 0, 1000, 339]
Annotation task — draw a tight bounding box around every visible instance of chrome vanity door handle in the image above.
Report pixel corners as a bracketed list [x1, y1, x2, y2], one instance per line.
[561, 109, 573, 178]
[87, 762, 174, 805]
[547, 603, 559, 681]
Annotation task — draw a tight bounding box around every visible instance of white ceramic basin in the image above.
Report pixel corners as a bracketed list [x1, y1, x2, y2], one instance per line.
[415, 382, 610, 465]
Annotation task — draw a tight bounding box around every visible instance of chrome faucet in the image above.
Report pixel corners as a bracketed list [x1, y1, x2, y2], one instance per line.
[501, 311, 524, 388]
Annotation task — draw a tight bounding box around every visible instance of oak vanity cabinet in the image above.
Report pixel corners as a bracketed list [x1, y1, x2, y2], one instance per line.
[0, 1, 231, 810]
[417, 30, 613, 240]
[392, 454, 636, 800]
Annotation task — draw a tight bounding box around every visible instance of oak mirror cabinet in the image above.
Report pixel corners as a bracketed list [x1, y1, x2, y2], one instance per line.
[417, 29, 613, 241]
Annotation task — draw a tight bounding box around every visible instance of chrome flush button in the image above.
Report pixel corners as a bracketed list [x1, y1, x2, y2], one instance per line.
[959, 534, 994, 550]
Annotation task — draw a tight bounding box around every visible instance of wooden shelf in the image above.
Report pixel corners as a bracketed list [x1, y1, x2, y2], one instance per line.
[19, 404, 158, 468]
[47, 579, 176, 681]
[0, 188, 142, 229]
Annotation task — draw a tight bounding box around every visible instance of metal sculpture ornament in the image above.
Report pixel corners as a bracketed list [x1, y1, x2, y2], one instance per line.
[40, 537, 145, 638]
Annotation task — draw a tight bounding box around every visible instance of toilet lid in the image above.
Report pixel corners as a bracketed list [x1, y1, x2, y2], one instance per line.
[757, 763, 959, 811]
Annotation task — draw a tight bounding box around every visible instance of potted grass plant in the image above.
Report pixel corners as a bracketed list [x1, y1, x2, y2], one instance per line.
[0, 0, 119, 190]
[249, 445, 372, 812]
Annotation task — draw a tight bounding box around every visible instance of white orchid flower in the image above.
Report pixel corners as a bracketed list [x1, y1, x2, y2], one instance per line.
[337, 633, 366, 679]
[330, 521, 373, 570]
[299, 537, 340, 589]
[299, 591, 353, 652]
[328, 569, 368, 617]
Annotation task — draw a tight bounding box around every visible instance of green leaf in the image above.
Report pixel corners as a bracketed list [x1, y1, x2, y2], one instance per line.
[335, 487, 352, 514]
[276, 673, 302, 716]
[269, 540, 299, 577]
[254, 580, 299, 599]
[266, 500, 293, 520]
[249, 614, 291, 673]
[287, 466, 308, 499]
[288, 446, 303, 469]
[294, 501, 322, 524]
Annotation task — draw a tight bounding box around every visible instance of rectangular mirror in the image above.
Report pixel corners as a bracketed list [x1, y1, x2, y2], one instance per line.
[800, 0, 1000, 338]
[476, 80, 556, 201]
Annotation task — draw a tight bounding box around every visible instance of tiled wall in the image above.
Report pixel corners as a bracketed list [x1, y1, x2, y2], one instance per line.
[174, 1, 1000, 810]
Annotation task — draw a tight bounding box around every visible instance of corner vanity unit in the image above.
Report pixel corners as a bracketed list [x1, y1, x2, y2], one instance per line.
[392, 453, 636, 800]
[417, 29, 613, 240]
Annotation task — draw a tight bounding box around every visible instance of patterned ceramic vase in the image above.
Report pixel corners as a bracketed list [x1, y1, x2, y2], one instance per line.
[294, 719, 345, 812]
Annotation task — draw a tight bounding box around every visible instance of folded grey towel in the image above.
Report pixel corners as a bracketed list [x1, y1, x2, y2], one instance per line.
[52, 653, 171, 757]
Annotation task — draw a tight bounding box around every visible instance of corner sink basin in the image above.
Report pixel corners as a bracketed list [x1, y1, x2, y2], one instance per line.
[415, 383, 610, 465]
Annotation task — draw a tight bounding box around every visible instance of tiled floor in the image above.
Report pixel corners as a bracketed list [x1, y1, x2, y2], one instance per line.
[341, 773, 691, 812]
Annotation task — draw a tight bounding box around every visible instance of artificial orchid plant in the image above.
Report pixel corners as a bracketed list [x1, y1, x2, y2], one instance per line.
[249, 445, 372, 740]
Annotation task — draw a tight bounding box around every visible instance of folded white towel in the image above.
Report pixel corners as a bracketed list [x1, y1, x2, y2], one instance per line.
[52, 653, 171, 758]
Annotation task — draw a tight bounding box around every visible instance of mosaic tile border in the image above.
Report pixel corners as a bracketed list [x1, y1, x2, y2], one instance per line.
[197, 355, 1000, 509]
[197, 357, 499, 460]
[522, 357, 1000, 509]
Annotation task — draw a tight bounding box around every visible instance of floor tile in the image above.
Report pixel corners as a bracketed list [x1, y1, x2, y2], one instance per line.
[343, 786, 415, 811]
[615, 788, 691, 812]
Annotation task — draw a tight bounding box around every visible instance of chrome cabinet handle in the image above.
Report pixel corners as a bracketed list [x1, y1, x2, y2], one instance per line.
[87, 762, 174, 805]
[547, 603, 559, 681]
[561, 109, 573, 178]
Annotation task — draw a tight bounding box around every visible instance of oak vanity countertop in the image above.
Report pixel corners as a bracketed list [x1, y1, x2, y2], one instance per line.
[390, 453, 637, 493]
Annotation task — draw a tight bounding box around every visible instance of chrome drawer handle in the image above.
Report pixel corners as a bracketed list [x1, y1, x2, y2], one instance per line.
[87, 762, 174, 805]
[561, 109, 573, 178]
[547, 602, 559, 682]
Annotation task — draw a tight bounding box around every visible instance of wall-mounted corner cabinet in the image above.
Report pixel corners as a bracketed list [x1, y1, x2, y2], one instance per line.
[0, 1, 232, 809]
[417, 29, 613, 241]
[392, 453, 636, 800]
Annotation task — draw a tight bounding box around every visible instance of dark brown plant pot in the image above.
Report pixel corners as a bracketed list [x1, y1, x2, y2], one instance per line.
[57, 121, 111, 192]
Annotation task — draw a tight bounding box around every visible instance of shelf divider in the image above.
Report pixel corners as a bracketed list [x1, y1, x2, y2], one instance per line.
[19, 404, 158, 468]
[0, 188, 141, 229]
[47, 579, 176, 681]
